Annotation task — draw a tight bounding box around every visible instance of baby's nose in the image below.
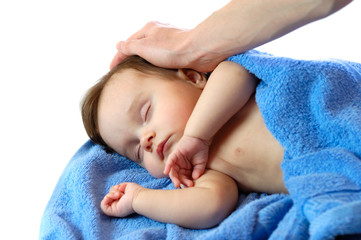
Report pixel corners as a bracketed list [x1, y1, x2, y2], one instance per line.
[141, 132, 155, 152]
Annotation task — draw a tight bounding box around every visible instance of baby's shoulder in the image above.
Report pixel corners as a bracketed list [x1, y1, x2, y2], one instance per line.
[215, 61, 249, 76]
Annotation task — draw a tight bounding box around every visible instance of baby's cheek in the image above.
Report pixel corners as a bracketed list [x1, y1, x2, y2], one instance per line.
[150, 170, 167, 179]
[143, 156, 167, 179]
[148, 162, 167, 178]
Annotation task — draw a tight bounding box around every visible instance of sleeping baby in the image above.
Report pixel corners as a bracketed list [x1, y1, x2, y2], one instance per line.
[81, 55, 289, 229]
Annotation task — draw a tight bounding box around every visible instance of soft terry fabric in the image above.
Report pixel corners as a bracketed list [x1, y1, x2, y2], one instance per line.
[40, 51, 361, 240]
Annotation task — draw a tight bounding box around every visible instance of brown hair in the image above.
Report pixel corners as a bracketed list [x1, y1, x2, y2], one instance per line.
[81, 56, 177, 151]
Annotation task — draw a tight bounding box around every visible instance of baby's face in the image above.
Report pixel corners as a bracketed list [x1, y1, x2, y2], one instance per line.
[98, 69, 204, 178]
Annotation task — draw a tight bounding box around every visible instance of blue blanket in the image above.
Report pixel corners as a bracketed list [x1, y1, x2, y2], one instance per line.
[40, 51, 361, 239]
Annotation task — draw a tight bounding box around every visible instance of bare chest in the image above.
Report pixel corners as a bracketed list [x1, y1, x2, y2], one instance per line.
[207, 96, 286, 193]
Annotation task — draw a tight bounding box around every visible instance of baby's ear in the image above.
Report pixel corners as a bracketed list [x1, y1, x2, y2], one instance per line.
[177, 69, 207, 89]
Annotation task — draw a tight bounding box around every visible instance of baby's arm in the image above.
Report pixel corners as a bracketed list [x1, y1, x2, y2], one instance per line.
[165, 61, 257, 185]
[101, 170, 238, 229]
[186, 61, 257, 143]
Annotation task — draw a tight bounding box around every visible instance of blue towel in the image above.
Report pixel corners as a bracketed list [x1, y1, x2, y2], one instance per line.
[40, 51, 361, 239]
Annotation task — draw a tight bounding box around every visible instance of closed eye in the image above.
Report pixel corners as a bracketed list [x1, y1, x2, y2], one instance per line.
[141, 101, 152, 122]
[145, 103, 151, 122]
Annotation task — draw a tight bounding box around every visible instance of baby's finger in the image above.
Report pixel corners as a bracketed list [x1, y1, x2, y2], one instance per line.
[169, 168, 181, 188]
[101, 193, 119, 209]
[118, 183, 128, 193]
[101, 195, 113, 207]
[109, 184, 121, 192]
[108, 190, 123, 200]
[192, 165, 206, 180]
[100, 199, 112, 215]
[163, 155, 176, 175]
[179, 175, 194, 188]
[100, 197, 118, 216]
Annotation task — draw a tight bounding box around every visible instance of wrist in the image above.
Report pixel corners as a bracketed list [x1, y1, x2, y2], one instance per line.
[131, 184, 144, 214]
[177, 28, 209, 69]
[183, 134, 212, 147]
[184, 122, 214, 145]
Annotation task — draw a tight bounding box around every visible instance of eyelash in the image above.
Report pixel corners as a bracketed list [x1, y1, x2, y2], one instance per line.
[137, 102, 151, 162]
[137, 145, 141, 162]
[143, 103, 151, 122]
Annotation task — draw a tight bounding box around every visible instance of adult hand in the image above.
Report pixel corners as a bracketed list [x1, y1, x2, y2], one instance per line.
[110, 22, 189, 69]
[164, 135, 210, 188]
[110, 0, 352, 72]
[109, 21, 226, 72]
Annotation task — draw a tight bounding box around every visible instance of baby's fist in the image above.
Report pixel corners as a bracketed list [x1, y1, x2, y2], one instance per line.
[100, 182, 141, 217]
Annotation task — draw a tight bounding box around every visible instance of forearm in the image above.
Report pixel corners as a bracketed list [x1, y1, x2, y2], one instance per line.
[184, 61, 257, 142]
[132, 171, 238, 229]
[187, 0, 352, 61]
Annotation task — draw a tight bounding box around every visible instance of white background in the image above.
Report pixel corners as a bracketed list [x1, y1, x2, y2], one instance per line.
[0, 0, 360, 239]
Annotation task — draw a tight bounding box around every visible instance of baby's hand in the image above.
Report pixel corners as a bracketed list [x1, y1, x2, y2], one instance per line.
[164, 135, 210, 188]
[100, 183, 142, 217]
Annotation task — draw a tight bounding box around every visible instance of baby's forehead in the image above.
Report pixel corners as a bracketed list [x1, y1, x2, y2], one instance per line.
[109, 67, 175, 87]
[109, 68, 150, 83]
[104, 70, 169, 100]
[102, 70, 145, 96]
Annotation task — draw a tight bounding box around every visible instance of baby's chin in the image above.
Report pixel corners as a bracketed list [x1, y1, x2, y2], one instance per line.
[148, 168, 168, 179]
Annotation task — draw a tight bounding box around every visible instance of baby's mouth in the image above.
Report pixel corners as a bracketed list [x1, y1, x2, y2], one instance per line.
[156, 136, 170, 160]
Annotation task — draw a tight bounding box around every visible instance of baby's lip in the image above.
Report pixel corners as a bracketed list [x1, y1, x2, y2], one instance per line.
[156, 136, 170, 160]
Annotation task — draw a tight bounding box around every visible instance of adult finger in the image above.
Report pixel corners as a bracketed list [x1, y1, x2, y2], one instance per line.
[119, 38, 147, 58]
[125, 21, 157, 41]
[109, 51, 128, 70]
